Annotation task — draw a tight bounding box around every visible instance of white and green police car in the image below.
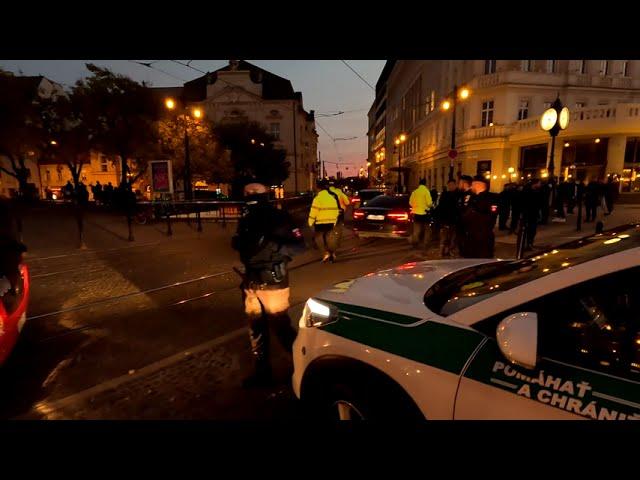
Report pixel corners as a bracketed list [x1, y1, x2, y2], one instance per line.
[293, 224, 640, 420]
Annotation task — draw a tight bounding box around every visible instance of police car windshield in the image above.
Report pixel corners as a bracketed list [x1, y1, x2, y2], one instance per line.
[424, 224, 640, 317]
[365, 195, 409, 208]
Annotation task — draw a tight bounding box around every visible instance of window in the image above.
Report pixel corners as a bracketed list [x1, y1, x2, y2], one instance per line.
[430, 90, 435, 112]
[100, 155, 108, 173]
[601, 60, 609, 76]
[45, 170, 51, 182]
[481, 100, 494, 127]
[575, 102, 586, 109]
[484, 60, 496, 74]
[579, 60, 587, 74]
[57, 168, 63, 181]
[269, 123, 280, 140]
[622, 60, 629, 77]
[521, 60, 532, 72]
[546, 60, 556, 73]
[518, 99, 529, 120]
[424, 226, 640, 318]
[543, 101, 552, 110]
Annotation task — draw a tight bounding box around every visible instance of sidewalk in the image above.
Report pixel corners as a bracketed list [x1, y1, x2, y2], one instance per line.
[495, 204, 640, 248]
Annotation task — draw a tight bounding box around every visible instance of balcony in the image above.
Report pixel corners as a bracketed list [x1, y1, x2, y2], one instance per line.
[473, 71, 639, 90]
[511, 103, 640, 141]
[462, 124, 512, 141]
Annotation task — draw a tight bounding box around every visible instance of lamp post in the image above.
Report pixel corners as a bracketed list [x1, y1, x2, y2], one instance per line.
[540, 95, 570, 217]
[441, 85, 471, 181]
[165, 98, 202, 201]
[394, 133, 407, 193]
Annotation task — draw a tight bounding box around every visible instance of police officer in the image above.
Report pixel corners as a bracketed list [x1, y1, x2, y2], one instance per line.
[232, 182, 302, 387]
[460, 175, 498, 258]
[456, 175, 473, 256]
[409, 178, 433, 249]
[309, 179, 341, 262]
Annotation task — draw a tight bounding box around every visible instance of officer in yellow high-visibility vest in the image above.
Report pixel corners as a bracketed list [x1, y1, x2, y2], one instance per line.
[308, 179, 341, 263]
[409, 178, 433, 248]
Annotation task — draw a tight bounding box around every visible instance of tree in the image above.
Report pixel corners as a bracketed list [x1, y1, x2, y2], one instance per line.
[0, 74, 47, 199]
[211, 121, 290, 197]
[38, 94, 93, 189]
[157, 116, 233, 189]
[73, 64, 160, 190]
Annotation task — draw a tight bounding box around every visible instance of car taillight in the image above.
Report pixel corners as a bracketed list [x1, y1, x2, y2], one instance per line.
[353, 210, 365, 220]
[387, 211, 409, 222]
[491, 204, 498, 213]
[353, 197, 360, 203]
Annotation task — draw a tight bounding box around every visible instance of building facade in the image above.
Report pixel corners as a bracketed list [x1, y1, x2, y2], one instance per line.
[158, 60, 318, 194]
[369, 60, 640, 194]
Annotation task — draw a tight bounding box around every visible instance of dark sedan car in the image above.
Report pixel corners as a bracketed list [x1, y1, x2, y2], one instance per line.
[351, 188, 385, 209]
[352, 194, 417, 239]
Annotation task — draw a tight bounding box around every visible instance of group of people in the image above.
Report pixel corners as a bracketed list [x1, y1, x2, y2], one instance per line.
[496, 175, 620, 250]
[411, 175, 500, 259]
[89, 181, 116, 206]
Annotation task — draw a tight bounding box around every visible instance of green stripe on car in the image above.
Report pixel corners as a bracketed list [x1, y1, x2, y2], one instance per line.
[318, 299, 484, 374]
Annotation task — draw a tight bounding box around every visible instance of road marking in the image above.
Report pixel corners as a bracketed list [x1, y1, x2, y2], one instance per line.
[28, 241, 163, 261]
[490, 378, 518, 389]
[23, 327, 247, 419]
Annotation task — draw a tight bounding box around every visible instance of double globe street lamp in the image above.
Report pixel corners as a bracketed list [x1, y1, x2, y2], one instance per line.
[165, 98, 203, 201]
[441, 85, 471, 181]
[540, 96, 570, 219]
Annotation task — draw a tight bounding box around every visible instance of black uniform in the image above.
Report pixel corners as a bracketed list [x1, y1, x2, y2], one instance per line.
[232, 195, 302, 382]
[456, 188, 473, 256]
[461, 190, 498, 259]
[522, 184, 542, 249]
[585, 181, 600, 222]
[435, 189, 460, 257]
[498, 185, 513, 230]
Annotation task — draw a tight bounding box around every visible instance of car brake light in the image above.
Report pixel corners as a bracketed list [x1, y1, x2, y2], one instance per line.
[353, 210, 365, 220]
[387, 212, 409, 221]
[491, 204, 498, 213]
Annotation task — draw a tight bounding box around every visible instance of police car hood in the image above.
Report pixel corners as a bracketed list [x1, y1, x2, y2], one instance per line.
[316, 258, 499, 320]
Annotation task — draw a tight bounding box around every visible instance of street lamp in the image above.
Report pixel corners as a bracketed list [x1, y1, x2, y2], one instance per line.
[394, 133, 407, 193]
[540, 95, 569, 216]
[441, 85, 471, 181]
[164, 97, 203, 201]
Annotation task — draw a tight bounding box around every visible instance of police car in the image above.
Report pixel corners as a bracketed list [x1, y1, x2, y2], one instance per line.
[293, 223, 640, 420]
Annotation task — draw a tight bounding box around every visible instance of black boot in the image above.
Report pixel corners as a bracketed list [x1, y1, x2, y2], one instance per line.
[243, 314, 273, 388]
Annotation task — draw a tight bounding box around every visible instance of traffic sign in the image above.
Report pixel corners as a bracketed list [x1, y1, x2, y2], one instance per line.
[448, 149, 458, 159]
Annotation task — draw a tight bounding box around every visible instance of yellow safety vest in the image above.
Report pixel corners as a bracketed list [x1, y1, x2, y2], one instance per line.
[330, 186, 350, 210]
[409, 185, 433, 215]
[308, 189, 340, 226]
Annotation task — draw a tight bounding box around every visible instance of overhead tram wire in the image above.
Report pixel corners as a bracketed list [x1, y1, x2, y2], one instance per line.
[128, 61, 188, 83]
[339, 60, 375, 91]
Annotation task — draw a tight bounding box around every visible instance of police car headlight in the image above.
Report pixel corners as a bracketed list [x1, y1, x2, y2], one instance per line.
[300, 298, 338, 328]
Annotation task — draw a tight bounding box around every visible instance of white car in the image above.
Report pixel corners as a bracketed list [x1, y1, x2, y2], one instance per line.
[292, 224, 640, 420]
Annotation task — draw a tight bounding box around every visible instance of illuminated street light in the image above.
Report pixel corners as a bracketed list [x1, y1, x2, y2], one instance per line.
[564, 142, 570, 147]
[394, 133, 407, 193]
[441, 100, 451, 111]
[508, 167, 515, 173]
[50, 140, 57, 145]
[165, 98, 176, 110]
[595, 138, 601, 144]
[192, 108, 202, 119]
[459, 88, 470, 100]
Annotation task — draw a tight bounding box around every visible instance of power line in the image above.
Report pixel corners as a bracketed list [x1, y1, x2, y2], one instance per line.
[170, 60, 207, 75]
[128, 60, 188, 83]
[340, 60, 375, 91]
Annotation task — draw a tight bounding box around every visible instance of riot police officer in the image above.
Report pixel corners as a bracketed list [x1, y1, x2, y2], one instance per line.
[460, 175, 499, 259]
[232, 182, 303, 387]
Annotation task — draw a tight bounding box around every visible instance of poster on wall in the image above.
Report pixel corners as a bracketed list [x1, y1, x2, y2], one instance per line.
[150, 160, 173, 194]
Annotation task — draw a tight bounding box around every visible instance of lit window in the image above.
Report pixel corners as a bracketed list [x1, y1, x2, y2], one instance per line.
[622, 60, 629, 77]
[601, 60, 609, 76]
[481, 100, 494, 127]
[430, 90, 435, 112]
[575, 102, 586, 109]
[45, 170, 51, 181]
[100, 155, 108, 173]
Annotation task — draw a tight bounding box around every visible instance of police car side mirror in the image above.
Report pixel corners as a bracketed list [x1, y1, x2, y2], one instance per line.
[496, 312, 538, 370]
